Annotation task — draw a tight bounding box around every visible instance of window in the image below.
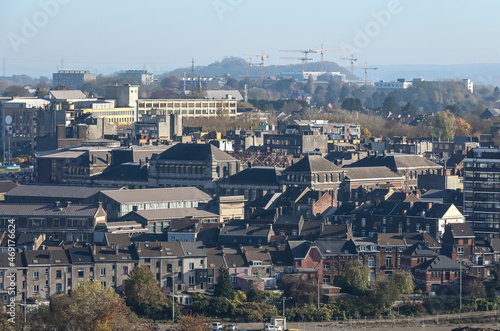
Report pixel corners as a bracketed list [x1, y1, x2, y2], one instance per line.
[386, 256, 393, 268]
[208, 276, 214, 284]
[101, 281, 106, 287]
[200, 259, 204, 266]
[253, 272, 259, 278]
[33, 285, 39, 293]
[333, 262, 338, 271]
[230, 275, 236, 283]
[323, 276, 331, 284]
[100, 268, 106, 276]
[33, 271, 39, 280]
[56, 270, 62, 279]
[324, 263, 330, 271]
[78, 269, 84, 277]
[189, 263, 194, 270]
[56, 284, 62, 293]
[45, 268, 49, 274]
[45, 280, 49, 287]
[368, 257, 376, 267]
[188, 276, 195, 286]
[123, 266, 129, 275]
[457, 246, 464, 255]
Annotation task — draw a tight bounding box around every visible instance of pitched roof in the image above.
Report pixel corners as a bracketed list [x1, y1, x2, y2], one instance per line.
[93, 162, 148, 182]
[284, 155, 342, 173]
[346, 154, 442, 170]
[344, 166, 403, 180]
[134, 241, 184, 258]
[425, 203, 458, 218]
[315, 239, 356, 255]
[180, 241, 206, 258]
[226, 167, 280, 185]
[0, 181, 17, 194]
[403, 232, 441, 249]
[101, 187, 211, 204]
[415, 255, 460, 271]
[5, 184, 117, 199]
[288, 240, 311, 259]
[24, 250, 70, 265]
[401, 243, 439, 257]
[128, 207, 218, 221]
[376, 233, 406, 246]
[446, 154, 466, 168]
[49, 90, 87, 100]
[157, 143, 236, 161]
[447, 223, 474, 238]
[219, 224, 273, 238]
[0, 203, 99, 217]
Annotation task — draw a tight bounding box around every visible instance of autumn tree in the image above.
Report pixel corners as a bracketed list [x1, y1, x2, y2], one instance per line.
[50, 279, 137, 331]
[433, 109, 456, 140]
[282, 275, 320, 305]
[214, 266, 234, 300]
[360, 127, 372, 138]
[125, 266, 170, 320]
[455, 118, 472, 136]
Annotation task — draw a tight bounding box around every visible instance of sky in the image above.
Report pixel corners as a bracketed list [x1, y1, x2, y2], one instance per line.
[1, 0, 500, 78]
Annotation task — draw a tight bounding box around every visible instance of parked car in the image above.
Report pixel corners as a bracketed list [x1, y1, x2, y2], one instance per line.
[264, 326, 277, 331]
[212, 322, 222, 330]
[227, 324, 237, 330]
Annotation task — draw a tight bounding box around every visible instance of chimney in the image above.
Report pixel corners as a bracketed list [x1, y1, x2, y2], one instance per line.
[55, 201, 60, 207]
[246, 223, 250, 228]
[115, 244, 119, 255]
[48, 251, 52, 260]
[427, 202, 433, 210]
[66, 201, 72, 207]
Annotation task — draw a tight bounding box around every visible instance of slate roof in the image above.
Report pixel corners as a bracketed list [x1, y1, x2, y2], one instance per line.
[344, 166, 403, 180]
[0, 181, 17, 194]
[425, 203, 457, 219]
[332, 202, 356, 216]
[5, 184, 117, 199]
[446, 154, 466, 168]
[219, 224, 273, 238]
[67, 247, 93, 264]
[93, 244, 136, 262]
[226, 167, 280, 185]
[134, 241, 184, 258]
[275, 214, 302, 226]
[24, 250, 70, 265]
[157, 143, 236, 161]
[315, 239, 356, 255]
[447, 223, 474, 238]
[93, 162, 148, 182]
[373, 201, 399, 215]
[284, 155, 342, 173]
[490, 238, 500, 253]
[246, 193, 282, 209]
[403, 232, 441, 249]
[167, 219, 199, 233]
[128, 208, 218, 221]
[102, 187, 211, 204]
[401, 243, 439, 257]
[0, 203, 99, 217]
[352, 203, 377, 214]
[180, 241, 206, 258]
[415, 255, 460, 271]
[346, 154, 442, 170]
[0, 252, 23, 267]
[288, 240, 311, 259]
[406, 202, 430, 217]
[318, 224, 350, 239]
[376, 233, 406, 246]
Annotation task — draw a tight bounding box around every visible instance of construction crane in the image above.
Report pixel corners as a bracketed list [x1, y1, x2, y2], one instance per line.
[308, 44, 351, 73]
[353, 62, 378, 86]
[243, 50, 269, 80]
[279, 50, 317, 72]
[340, 54, 357, 81]
[279, 57, 313, 72]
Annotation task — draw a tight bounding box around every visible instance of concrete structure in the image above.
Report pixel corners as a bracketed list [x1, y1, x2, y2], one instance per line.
[463, 148, 500, 238]
[105, 84, 139, 107]
[118, 70, 154, 85]
[53, 70, 96, 89]
[137, 98, 237, 121]
[374, 79, 413, 92]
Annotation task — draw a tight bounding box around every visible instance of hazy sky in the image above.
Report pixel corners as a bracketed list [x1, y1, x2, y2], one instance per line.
[1, 0, 499, 77]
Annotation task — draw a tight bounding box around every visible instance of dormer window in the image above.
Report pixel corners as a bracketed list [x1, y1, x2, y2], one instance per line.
[252, 261, 262, 266]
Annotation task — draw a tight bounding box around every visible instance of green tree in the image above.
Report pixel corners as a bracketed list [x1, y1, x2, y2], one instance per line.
[382, 95, 399, 114]
[401, 102, 417, 115]
[341, 97, 362, 111]
[124, 266, 170, 320]
[50, 279, 136, 331]
[433, 109, 456, 140]
[214, 266, 234, 300]
[334, 260, 369, 295]
[306, 74, 315, 94]
[247, 285, 264, 303]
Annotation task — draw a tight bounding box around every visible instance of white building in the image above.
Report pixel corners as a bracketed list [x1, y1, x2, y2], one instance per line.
[374, 79, 413, 92]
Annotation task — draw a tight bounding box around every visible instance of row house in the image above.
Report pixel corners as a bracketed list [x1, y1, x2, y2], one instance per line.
[315, 239, 357, 285]
[413, 255, 463, 293]
[218, 166, 282, 201]
[0, 202, 106, 243]
[405, 202, 464, 239]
